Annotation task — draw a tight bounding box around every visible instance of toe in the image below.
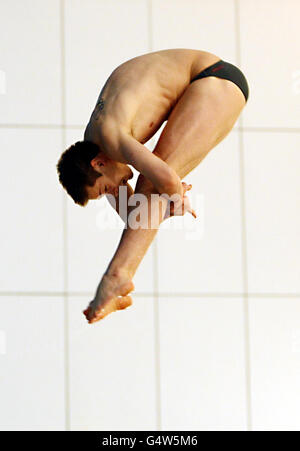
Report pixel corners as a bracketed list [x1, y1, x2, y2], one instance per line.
[83, 307, 91, 320]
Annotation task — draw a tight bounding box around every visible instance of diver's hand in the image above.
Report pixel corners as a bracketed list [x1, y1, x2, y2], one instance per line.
[163, 182, 197, 220]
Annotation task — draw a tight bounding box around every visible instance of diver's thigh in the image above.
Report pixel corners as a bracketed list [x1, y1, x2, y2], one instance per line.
[152, 76, 245, 178]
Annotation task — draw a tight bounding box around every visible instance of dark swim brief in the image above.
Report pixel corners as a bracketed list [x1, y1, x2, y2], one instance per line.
[190, 59, 249, 102]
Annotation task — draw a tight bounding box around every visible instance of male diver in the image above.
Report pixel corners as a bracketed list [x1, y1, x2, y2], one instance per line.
[56, 49, 249, 324]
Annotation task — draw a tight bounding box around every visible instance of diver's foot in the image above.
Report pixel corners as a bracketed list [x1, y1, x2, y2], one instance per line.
[83, 272, 135, 324]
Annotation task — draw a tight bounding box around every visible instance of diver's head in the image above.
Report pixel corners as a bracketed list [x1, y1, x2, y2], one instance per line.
[56, 140, 133, 206]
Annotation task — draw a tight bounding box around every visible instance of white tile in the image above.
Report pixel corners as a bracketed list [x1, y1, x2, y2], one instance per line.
[244, 132, 300, 294]
[0, 0, 61, 124]
[152, 0, 237, 63]
[0, 296, 65, 431]
[239, 0, 300, 128]
[69, 296, 156, 431]
[65, 0, 149, 125]
[159, 296, 247, 431]
[65, 129, 155, 294]
[157, 131, 244, 294]
[249, 296, 300, 431]
[0, 129, 64, 292]
[0, 69, 6, 95]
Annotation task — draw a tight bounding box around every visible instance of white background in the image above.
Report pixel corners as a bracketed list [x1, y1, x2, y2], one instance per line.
[0, 0, 300, 431]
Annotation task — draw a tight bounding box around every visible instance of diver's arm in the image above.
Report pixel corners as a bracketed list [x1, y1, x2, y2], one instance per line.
[106, 182, 134, 224]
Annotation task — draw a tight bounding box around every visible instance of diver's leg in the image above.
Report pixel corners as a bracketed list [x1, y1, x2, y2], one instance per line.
[105, 76, 246, 277]
[85, 76, 246, 322]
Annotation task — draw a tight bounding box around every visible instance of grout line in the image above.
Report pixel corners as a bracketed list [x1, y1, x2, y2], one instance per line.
[153, 239, 162, 432]
[240, 126, 300, 133]
[154, 292, 300, 298]
[1, 123, 300, 134]
[0, 123, 63, 129]
[0, 291, 299, 298]
[0, 124, 85, 130]
[240, 120, 253, 431]
[147, 0, 154, 52]
[60, 0, 70, 432]
[235, 0, 252, 432]
[148, 0, 161, 433]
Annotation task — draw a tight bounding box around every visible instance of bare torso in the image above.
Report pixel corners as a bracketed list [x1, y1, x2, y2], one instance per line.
[84, 49, 222, 158]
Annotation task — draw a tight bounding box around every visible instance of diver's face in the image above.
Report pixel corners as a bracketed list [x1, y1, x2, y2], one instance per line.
[86, 156, 133, 200]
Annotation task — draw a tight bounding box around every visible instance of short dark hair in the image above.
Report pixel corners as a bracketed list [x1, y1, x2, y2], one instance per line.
[56, 140, 103, 206]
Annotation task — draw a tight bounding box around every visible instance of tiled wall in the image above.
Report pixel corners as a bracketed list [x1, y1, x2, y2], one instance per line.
[0, 0, 299, 431]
